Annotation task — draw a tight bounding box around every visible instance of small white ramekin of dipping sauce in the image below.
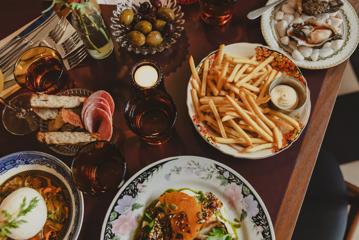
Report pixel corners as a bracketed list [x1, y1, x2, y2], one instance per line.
[132, 62, 161, 90]
[270, 84, 298, 111]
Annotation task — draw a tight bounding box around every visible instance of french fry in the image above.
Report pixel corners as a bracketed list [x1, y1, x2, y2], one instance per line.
[228, 119, 252, 146]
[189, 56, 201, 90]
[215, 44, 225, 66]
[191, 79, 200, 93]
[268, 115, 295, 133]
[225, 55, 258, 65]
[242, 83, 260, 93]
[222, 115, 239, 122]
[200, 59, 209, 97]
[247, 95, 276, 129]
[253, 71, 270, 87]
[268, 109, 301, 130]
[191, 89, 202, 119]
[258, 69, 277, 99]
[227, 64, 242, 82]
[214, 137, 249, 145]
[273, 127, 283, 149]
[236, 55, 274, 86]
[217, 61, 229, 92]
[226, 95, 273, 142]
[243, 143, 273, 153]
[233, 64, 251, 82]
[208, 79, 219, 96]
[256, 96, 271, 105]
[209, 100, 227, 138]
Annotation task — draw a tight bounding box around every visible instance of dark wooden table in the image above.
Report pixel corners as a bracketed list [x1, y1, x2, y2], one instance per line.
[1, 1, 358, 239]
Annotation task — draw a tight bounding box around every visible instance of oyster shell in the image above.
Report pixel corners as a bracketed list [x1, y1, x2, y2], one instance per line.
[296, 0, 344, 16]
[287, 19, 342, 47]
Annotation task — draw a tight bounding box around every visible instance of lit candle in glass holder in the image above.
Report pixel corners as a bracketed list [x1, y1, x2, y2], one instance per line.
[131, 61, 162, 90]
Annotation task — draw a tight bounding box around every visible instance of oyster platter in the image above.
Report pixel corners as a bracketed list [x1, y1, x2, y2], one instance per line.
[261, 0, 359, 69]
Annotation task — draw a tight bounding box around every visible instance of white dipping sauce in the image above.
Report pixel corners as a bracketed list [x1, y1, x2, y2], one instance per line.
[134, 65, 159, 88]
[270, 85, 298, 110]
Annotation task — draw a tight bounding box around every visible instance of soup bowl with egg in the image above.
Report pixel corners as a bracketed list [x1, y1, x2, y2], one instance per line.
[0, 151, 84, 240]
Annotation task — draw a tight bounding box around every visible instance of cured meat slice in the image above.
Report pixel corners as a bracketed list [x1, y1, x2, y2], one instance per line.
[85, 90, 115, 114]
[81, 97, 112, 121]
[83, 106, 113, 141]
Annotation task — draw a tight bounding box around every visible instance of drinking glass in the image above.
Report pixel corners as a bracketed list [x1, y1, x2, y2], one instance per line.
[1, 46, 65, 135]
[199, 0, 238, 26]
[125, 61, 177, 145]
[71, 141, 127, 195]
[14, 46, 65, 93]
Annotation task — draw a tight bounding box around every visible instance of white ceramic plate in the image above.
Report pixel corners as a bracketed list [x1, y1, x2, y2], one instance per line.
[0, 151, 84, 240]
[186, 42, 311, 159]
[101, 156, 275, 240]
[261, 0, 359, 69]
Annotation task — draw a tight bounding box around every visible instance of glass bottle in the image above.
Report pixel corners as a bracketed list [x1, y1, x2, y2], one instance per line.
[71, 1, 114, 59]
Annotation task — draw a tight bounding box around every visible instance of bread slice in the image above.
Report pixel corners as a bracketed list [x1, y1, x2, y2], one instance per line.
[31, 94, 86, 108]
[37, 132, 97, 145]
[48, 109, 84, 131]
[33, 108, 59, 120]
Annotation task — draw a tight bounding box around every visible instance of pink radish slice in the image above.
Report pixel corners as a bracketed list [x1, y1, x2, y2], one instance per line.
[86, 90, 115, 115]
[84, 106, 113, 141]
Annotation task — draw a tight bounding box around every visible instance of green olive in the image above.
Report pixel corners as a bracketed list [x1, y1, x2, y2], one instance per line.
[146, 31, 163, 47]
[134, 20, 153, 34]
[157, 7, 175, 22]
[119, 9, 134, 26]
[128, 31, 146, 47]
[154, 19, 167, 31]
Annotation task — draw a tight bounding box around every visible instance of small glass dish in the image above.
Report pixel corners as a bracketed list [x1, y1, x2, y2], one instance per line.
[110, 0, 185, 55]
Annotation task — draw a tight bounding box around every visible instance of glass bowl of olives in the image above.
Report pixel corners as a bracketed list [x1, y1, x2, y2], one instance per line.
[110, 0, 185, 55]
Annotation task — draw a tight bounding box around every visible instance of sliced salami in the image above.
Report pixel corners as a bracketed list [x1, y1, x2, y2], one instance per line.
[83, 106, 113, 141]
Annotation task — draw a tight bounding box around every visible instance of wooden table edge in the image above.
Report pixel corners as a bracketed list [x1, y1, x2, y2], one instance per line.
[274, 61, 347, 240]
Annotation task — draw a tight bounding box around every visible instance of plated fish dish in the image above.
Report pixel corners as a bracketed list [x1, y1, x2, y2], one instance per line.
[136, 189, 238, 240]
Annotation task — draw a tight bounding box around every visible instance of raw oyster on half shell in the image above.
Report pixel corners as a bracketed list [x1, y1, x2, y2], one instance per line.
[296, 0, 344, 16]
[287, 18, 342, 47]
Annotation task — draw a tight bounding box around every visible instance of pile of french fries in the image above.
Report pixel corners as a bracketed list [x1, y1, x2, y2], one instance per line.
[189, 44, 302, 153]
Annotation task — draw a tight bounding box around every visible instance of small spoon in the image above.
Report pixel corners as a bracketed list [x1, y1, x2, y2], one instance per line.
[247, 0, 286, 20]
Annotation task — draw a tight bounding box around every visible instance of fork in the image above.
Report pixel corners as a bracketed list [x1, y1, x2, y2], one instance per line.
[0, 16, 56, 75]
[63, 46, 88, 69]
[61, 32, 82, 55]
[48, 16, 68, 43]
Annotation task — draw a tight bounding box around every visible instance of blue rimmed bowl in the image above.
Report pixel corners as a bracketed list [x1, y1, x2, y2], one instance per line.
[0, 151, 84, 240]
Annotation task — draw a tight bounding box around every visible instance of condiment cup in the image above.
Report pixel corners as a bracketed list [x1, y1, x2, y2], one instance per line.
[268, 75, 307, 113]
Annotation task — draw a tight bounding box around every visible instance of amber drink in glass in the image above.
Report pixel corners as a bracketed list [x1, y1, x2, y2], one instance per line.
[199, 0, 237, 26]
[125, 61, 177, 145]
[71, 141, 126, 195]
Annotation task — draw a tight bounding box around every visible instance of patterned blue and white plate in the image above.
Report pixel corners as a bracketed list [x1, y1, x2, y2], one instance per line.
[101, 156, 275, 240]
[0, 151, 84, 240]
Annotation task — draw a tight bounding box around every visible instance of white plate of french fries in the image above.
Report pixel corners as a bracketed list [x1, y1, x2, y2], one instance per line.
[187, 43, 311, 159]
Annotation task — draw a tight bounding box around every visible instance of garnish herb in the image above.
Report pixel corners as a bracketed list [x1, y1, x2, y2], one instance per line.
[207, 227, 232, 240]
[0, 197, 39, 238]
